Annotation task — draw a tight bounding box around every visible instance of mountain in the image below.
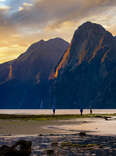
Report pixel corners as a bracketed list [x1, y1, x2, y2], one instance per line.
[54, 22, 116, 108]
[1, 22, 116, 109]
[0, 38, 69, 108]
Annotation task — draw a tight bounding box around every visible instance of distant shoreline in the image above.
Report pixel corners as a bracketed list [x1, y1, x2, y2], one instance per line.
[0, 113, 116, 121]
[0, 109, 116, 116]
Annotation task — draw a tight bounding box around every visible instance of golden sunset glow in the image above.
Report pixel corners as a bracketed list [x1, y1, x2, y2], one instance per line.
[88, 36, 104, 63]
[54, 43, 72, 78]
[0, 0, 116, 64]
[8, 64, 13, 80]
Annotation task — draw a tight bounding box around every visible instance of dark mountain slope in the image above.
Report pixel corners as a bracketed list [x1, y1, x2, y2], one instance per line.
[0, 38, 69, 108]
[54, 22, 116, 108]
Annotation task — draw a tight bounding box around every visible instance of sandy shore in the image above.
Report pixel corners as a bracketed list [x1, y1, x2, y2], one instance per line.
[0, 116, 116, 155]
[0, 117, 116, 136]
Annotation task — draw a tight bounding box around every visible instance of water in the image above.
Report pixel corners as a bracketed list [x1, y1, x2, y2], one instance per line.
[0, 109, 115, 115]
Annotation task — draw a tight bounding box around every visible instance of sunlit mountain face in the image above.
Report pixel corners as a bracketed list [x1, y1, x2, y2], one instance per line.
[0, 0, 116, 63]
[54, 22, 116, 109]
[0, 21, 116, 109]
[0, 38, 69, 108]
[54, 43, 72, 78]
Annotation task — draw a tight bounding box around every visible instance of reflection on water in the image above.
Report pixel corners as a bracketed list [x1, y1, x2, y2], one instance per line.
[0, 109, 116, 115]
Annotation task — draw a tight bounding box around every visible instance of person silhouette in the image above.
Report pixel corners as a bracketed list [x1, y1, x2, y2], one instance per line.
[90, 108, 93, 114]
[80, 108, 83, 116]
[53, 106, 56, 115]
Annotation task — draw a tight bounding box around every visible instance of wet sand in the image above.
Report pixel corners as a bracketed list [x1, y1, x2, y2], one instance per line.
[0, 119, 90, 136]
[0, 117, 116, 136]
[0, 117, 116, 155]
[49, 118, 116, 136]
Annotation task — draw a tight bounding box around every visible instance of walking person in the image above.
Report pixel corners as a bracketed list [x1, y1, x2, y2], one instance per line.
[53, 106, 56, 115]
[80, 108, 83, 116]
[90, 108, 93, 114]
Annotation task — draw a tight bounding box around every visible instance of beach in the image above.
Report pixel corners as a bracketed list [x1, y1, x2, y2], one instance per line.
[0, 114, 116, 155]
[0, 116, 116, 136]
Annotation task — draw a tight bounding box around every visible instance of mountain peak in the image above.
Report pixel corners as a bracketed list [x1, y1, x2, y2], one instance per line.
[27, 38, 68, 52]
[39, 39, 45, 43]
[78, 21, 105, 31]
[47, 37, 68, 44]
[54, 21, 114, 78]
[72, 22, 111, 43]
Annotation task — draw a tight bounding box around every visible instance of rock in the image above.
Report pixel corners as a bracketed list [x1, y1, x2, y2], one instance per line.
[46, 149, 55, 156]
[79, 131, 87, 137]
[0, 140, 32, 156]
[51, 142, 58, 147]
[104, 116, 112, 120]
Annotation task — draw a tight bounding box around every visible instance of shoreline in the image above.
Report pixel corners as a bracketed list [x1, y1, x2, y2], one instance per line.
[0, 115, 116, 155]
[0, 115, 115, 136]
[0, 113, 116, 120]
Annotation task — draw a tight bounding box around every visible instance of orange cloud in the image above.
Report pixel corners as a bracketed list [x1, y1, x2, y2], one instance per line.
[0, 0, 116, 64]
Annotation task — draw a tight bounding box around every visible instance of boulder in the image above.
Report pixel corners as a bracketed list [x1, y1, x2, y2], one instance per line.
[0, 140, 32, 156]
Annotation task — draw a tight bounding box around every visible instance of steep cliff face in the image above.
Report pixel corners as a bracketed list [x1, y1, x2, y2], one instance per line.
[0, 38, 69, 108]
[54, 22, 116, 108]
[0, 38, 69, 83]
[0, 22, 116, 108]
[13, 38, 69, 82]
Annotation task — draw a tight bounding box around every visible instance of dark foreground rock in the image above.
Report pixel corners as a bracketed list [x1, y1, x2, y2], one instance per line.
[0, 140, 32, 156]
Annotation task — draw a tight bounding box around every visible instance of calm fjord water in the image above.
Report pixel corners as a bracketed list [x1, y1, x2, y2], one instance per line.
[0, 109, 116, 115]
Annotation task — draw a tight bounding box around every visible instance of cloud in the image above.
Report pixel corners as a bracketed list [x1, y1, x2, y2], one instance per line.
[0, 0, 116, 63]
[18, 2, 33, 12]
[0, 4, 10, 11]
[18, 7, 24, 11]
[23, 2, 33, 7]
[6, 0, 115, 33]
[1, 0, 115, 30]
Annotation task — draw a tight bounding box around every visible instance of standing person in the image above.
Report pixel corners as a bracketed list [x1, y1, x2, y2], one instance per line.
[80, 108, 83, 116]
[90, 108, 93, 114]
[53, 106, 56, 115]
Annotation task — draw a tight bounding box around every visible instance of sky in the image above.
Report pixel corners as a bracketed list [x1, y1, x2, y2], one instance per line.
[0, 0, 116, 63]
